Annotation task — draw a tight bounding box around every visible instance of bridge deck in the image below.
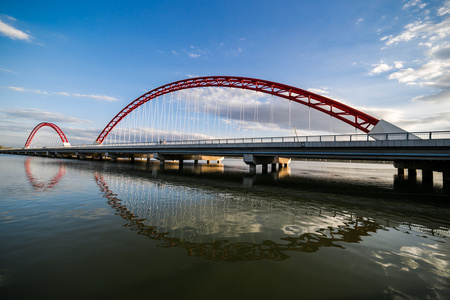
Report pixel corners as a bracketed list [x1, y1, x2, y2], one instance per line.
[2, 135, 449, 161]
[2, 132, 450, 174]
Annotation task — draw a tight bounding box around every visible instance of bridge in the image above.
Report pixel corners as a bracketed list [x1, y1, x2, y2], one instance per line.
[1, 76, 449, 187]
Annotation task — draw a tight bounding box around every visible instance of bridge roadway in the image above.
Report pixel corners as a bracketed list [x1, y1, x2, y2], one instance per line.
[2, 132, 450, 185]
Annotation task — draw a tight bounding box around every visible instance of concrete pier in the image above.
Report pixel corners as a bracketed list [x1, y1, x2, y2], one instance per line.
[244, 154, 291, 174]
[408, 168, 417, 180]
[153, 153, 224, 166]
[262, 164, 268, 173]
[422, 170, 433, 184]
[394, 160, 450, 189]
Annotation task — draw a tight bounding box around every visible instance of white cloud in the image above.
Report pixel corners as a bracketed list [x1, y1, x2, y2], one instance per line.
[388, 60, 450, 86]
[356, 18, 364, 25]
[73, 94, 119, 102]
[394, 61, 404, 68]
[188, 53, 200, 58]
[0, 108, 91, 124]
[382, 16, 450, 46]
[438, 1, 450, 16]
[6, 86, 25, 92]
[308, 87, 330, 95]
[0, 18, 31, 41]
[403, 0, 427, 10]
[5, 86, 119, 102]
[376, 1, 450, 103]
[172, 87, 357, 134]
[369, 61, 393, 75]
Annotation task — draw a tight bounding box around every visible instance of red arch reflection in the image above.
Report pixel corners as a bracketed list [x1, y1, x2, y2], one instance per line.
[95, 173, 382, 261]
[25, 157, 66, 191]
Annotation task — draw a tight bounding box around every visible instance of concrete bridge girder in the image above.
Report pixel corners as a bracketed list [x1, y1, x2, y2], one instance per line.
[394, 160, 450, 173]
[243, 154, 291, 166]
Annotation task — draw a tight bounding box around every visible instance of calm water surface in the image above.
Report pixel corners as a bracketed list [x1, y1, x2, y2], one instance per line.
[0, 155, 449, 299]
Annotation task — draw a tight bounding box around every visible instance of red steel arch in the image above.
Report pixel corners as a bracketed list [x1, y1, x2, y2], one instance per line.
[96, 76, 380, 144]
[24, 122, 70, 148]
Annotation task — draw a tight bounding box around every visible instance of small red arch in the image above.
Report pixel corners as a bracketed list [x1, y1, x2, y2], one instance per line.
[96, 76, 380, 144]
[24, 122, 70, 148]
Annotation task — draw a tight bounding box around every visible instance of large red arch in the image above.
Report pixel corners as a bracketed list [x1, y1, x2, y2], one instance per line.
[96, 76, 380, 144]
[24, 122, 70, 148]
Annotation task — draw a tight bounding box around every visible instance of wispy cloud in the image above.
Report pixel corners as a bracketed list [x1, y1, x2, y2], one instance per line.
[5, 86, 119, 102]
[0, 108, 91, 124]
[438, 1, 450, 16]
[403, 0, 427, 10]
[374, 0, 450, 103]
[183, 45, 207, 58]
[72, 93, 119, 102]
[307, 87, 330, 95]
[0, 16, 31, 41]
[0, 67, 17, 74]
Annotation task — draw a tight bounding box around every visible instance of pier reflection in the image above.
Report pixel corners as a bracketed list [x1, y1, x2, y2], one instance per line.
[25, 157, 66, 191]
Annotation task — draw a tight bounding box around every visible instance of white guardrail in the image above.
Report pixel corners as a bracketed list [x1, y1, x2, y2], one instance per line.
[64, 131, 450, 148]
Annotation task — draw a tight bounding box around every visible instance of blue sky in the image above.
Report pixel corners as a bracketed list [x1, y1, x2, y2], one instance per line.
[1, 0, 449, 146]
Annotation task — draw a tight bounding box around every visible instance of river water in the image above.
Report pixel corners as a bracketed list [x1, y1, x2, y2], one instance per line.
[0, 154, 449, 299]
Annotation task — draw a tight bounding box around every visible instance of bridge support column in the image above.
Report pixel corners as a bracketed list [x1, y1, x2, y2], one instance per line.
[76, 152, 86, 160]
[394, 160, 450, 192]
[397, 168, 405, 176]
[271, 163, 277, 172]
[108, 154, 118, 162]
[153, 153, 224, 165]
[444, 171, 450, 194]
[262, 164, 268, 173]
[422, 170, 433, 184]
[179, 160, 183, 168]
[408, 168, 417, 180]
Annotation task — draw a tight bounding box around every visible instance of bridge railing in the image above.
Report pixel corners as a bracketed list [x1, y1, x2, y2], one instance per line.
[17, 131, 448, 149]
[80, 130, 450, 148]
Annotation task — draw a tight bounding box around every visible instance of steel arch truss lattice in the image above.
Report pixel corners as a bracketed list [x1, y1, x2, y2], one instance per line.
[96, 76, 380, 144]
[24, 122, 70, 148]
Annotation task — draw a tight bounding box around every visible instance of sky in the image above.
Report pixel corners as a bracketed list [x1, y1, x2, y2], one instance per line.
[1, 0, 450, 147]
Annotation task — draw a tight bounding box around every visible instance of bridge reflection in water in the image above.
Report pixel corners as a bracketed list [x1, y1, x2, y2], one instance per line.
[93, 164, 449, 262]
[25, 157, 66, 191]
